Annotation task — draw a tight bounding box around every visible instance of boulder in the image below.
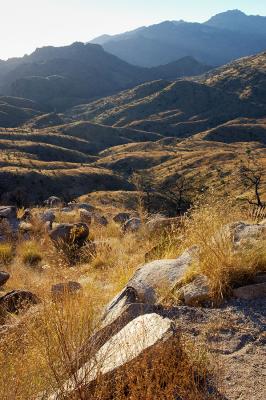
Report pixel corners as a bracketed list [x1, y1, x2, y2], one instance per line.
[0, 290, 40, 313]
[49, 223, 89, 248]
[93, 213, 108, 227]
[113, 212, 131, 224]
[0, 206, 19, 232]
[233, 282, 266, 300]
[122, 217, 141, 233]
[49, 313, 174, 399]
[253, 273, 266, 284]
[51, 281, 82, 300]
[79, 209, 92, 225]
[77, 203, 95, 212]
[106, 247, 197, 316]
[0, 271, 10, 287]
[228, 221, 266, 245]
[180, 275, 210, 306]
[40, 210, 56, 227]
[20, 208, 32, 222]
[146, 216, 180, 232]
[44, 196, 63, 207]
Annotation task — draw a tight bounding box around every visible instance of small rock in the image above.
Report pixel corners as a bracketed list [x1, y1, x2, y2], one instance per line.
[44, 196, 63, 207]
[49, 223, 89, 248]
[0, 271, 10, 287]
[181, 275, 210, 306]
[77, 203, 95, 212]
[51, 281, 82, 300]
[233, 283, 266, 300]
[94, 213, 108, 226]
[40, 210, 55, 226]
[20, 209, 32, 222]
[0, 290, 40, 313]
[146, 216, 180, 232]
[122, 217, 141, 233]
[253, 273, 266, 284]
[0, 206, 19, 232]
[113, 212, 131, 224]
[80, 209, 92, 225]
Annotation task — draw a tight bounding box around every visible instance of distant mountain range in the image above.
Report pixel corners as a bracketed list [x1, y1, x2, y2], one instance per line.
[91, 10, 266, 67]
[0, 43, 211, 114]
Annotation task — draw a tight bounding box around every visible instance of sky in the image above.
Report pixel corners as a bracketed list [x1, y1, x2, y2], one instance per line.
[0, 0, 266, 60]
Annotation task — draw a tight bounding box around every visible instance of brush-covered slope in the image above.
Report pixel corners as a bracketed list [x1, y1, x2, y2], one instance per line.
[91, 11, 266, 67]
[198, 118, 266, 145]
[69, 52, 266, 139]
[199, 52, 266, 106]
[0, 96, 43, 127]
[71, 80, 260, 138]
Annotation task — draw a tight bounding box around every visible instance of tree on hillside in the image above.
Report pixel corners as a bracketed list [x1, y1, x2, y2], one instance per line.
[239, 150, 265, 208]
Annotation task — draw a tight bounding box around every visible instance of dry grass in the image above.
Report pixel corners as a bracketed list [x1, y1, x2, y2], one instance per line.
[0, 196, 264, 398]
[18, 240, 43, 266]
[0, 243, 13, 265]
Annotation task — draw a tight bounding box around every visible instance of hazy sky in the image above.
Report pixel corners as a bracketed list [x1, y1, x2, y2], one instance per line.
[1, 0, 266, 60]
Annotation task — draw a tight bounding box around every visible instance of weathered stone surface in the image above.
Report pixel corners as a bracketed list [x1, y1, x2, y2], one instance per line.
[228, 221, 266, 245]
[44, 196, 63, 207]
[50, 313, 174, 399]
[0, 290, 40, 313]
[107, 247, 197, 312]
[253, 273, 266, 284]
[0, 206, 19, 232]
[77, 203, 95, 212]
[79, 209, 92, 225]
[40, 210, 55, 226]
[113, 212, 131, 224]
[49, 223, 89, 247]
[181, 275, 210, 306]
[233, 283, 266, 300]
[20, 208, 32, 222]
[51, 281, 82, 300]
[93, 213, 108, 226]
[146, 216, 180, 232]
[0, 271, 10, 287]
[122, 217, 141, 233]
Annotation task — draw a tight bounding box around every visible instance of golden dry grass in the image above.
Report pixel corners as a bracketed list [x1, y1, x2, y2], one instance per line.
[0, 197, 265, 398]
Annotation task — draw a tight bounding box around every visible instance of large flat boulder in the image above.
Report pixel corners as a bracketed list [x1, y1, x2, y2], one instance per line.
[49, 313, 174, 399]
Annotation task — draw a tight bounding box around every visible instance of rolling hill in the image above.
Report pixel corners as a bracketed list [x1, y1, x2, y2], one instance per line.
[0, 43, 211, 113]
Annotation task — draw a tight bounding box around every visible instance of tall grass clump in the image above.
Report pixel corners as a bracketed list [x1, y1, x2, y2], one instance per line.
[0, 243, 13, 265]
[179, 195, 266, 301]
[19, 240, 43, 266]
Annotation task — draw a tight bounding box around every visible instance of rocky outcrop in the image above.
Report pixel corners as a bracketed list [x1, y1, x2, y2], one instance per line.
[113, 212, 131, 224]
[51, 281, 82, 300]
[146, 216, 180, 232]
[49, 223, 89, 248]
[122, 217, 141, 233]
[180, 275, 210, 306]
[49, 313, 174, 400]
[0, 271, 10, 287]
[0, 290, 40, 314]
[0, 206, 19, 232]
[44, 196, 63, 208]
[233, 282, 266, 300]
